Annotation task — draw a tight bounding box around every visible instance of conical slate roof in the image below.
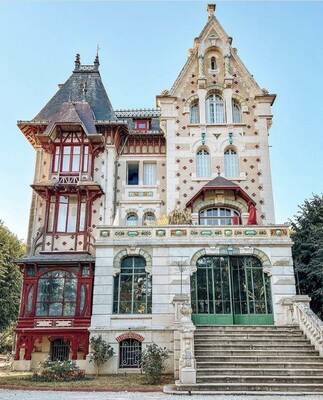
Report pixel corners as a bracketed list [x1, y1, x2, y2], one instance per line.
[33, 56, 116, 122]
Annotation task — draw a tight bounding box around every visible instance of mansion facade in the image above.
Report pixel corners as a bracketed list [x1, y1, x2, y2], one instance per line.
[14, 4, 298, 377]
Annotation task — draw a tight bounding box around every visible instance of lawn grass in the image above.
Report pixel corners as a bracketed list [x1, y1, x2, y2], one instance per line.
[0, 369, 173, 391]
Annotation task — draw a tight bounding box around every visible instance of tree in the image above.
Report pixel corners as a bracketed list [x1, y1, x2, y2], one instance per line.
[89, 335, 114, 376]
[290, 194, 323, 319]
[0, 221, 25, 332]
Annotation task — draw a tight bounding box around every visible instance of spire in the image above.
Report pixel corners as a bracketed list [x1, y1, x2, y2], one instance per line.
[74, 53, 81, 71]
[207, 3, 216, 20]
[94, 44, 100, 70]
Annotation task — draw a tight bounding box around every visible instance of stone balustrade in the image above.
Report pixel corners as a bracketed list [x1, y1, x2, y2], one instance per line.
[283, 295, 323, 356]
[96, 224, 290, 245]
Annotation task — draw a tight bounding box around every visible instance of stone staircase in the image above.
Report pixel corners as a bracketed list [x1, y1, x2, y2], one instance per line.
[175, 326, 323, 394]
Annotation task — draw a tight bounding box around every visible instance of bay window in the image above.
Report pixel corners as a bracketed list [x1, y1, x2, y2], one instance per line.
[47, 194, 87, 233]
[52, 144, 90, 174]
[36, 271, 77, 317]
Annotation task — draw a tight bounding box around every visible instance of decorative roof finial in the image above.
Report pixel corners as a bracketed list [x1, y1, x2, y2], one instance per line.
[94, 44, 100, 70]
[75, 53, 81, 70]
[207, 4, 216, 19]
[216, 165, 221, 176]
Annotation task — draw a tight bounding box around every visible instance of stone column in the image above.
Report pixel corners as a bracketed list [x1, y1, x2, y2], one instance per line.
[223, 88, 233, 124]
[173, 294, 196, 384]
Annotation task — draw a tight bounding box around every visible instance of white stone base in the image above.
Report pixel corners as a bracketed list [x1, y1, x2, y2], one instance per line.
[12, 360, 31, 371]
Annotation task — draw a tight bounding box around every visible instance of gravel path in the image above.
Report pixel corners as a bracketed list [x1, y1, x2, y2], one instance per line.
[1, 391, 323, 400]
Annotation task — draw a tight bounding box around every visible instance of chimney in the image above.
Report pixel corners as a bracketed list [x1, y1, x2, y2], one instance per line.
[74, 53, 81, 70]
[207, 4, 216, 19]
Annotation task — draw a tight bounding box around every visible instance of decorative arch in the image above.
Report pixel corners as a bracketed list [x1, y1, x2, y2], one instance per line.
[193, 198, 248, 214]
[113, 248, 152, 275]
[116, 332, 144, 343]
[190, 247, 272, 274]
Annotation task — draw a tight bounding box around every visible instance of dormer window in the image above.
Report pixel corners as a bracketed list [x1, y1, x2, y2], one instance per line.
[134, 119, 150, 131]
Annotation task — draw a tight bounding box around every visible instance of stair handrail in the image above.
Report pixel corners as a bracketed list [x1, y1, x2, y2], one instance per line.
[290, 295, 323, 357]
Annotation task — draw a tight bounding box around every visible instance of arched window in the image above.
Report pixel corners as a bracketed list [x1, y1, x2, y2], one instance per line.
[206, 94, 225, 124]
[119, 339, 142, 368]
[143, 212, 156, 226]
[199, 207, 240, 226]
[113, 256, 152, 314]
[210, 56, 217, 71]
[196, 149, 211, 178]
[224, 148, 239, 178]
[232, 99, 242, 123]
[190, 101, 199, 124]
[36, 271, 77, 317]
[126, 213, 138, 226]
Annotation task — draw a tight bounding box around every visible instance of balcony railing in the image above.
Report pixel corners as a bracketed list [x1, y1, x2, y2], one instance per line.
[50, 172, 93, 185]
[96, 224, 290, 243]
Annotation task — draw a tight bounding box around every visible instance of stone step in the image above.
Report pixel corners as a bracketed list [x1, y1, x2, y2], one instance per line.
[195, 338, 310, 344]
[195, 349, 319, 356]
[196, 375, 323, 384]
[175, 382, 323, 393]
[195, 342, 314, 351]
[195, 332, 304, 338]
[196, 355, 323, 363]
[195, 340, 313, 349]
[196, 361, 323, 369]
[196, 326, 298, 331]
[197, 368, 323, 376]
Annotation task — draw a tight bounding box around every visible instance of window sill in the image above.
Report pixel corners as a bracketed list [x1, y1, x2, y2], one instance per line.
[111, 314, 152, 319]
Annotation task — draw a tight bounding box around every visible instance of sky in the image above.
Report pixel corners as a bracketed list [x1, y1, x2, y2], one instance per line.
[0, 0, 322, 240]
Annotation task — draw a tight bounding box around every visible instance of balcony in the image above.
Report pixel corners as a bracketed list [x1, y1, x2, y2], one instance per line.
[95, 224, 291, 247]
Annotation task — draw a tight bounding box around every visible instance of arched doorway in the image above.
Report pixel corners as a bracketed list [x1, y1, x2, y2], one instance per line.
[191, 256, 273, 325]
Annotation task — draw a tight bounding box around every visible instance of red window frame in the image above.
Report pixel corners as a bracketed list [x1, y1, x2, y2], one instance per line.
[46, 194, 87, 234]
[20, 265, 94, 319]
[134, 119, 150, 131]
[51, 132, 90, 175]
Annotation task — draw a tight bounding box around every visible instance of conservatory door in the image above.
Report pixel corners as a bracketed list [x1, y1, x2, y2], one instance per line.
[191, 256, 273, 325]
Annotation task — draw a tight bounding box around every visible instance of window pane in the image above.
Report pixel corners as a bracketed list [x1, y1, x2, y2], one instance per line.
[49, 302, 63, 316]
[79, 201, 86, 231]
[224, 149, 239, 178]
[53, 147, 60, 172]
[47, 198, 55, 232]
[71, 146, 81, 172]
[143, 163, 156, 185]
[127, 163, 139, 185]
[196, 150, 210, 177]
[57, 196, 68, 232]
[64, 279, 77, 301]
[67, 196, 77, 232]
[82, 146, 89, 172]
[190, 103, 199, 124]
[126, 213, 138, 226]
[62, 147, 71, 172]
[63, 302, 76, 316]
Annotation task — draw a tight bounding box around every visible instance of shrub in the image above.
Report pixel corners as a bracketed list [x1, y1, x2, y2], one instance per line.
[32, 359, 85, 382]
[140, 343, 169, 384]
[89, 335, 114, 376]
[0, 323, 15, 354]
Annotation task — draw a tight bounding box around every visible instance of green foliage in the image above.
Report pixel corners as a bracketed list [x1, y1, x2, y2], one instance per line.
[0, 221, 25, 332]
[140, 343, 169, 384]
[0, 323, 16, 354]
[89, 335, 114, 376]
[291, 194, 323, 318]
[32, 359, 85, 382]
